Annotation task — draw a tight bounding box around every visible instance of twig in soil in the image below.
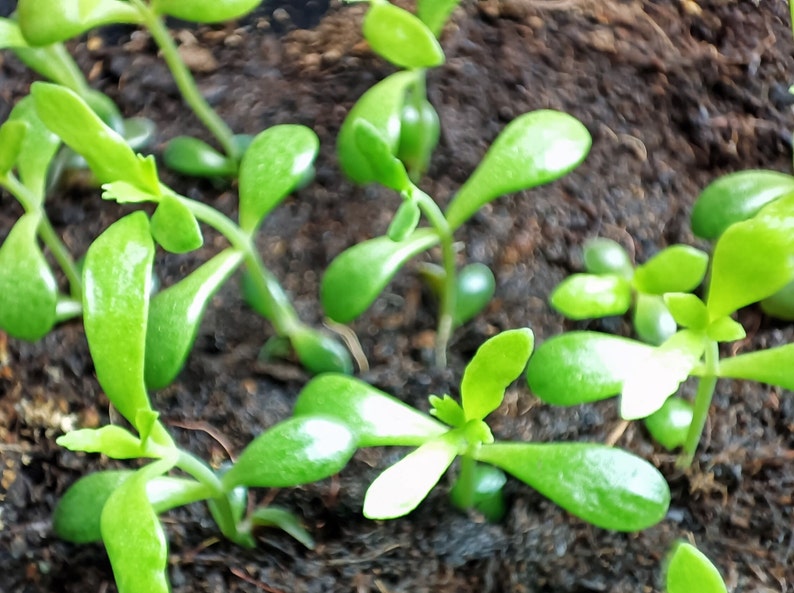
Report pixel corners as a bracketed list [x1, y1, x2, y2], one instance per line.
[604, 419, 629, 447]
[169, 537, 221, 566]
[230, 567, 287, 593]
[166, 419, 237, 462]
[324, 543, 403, 566]
[324, 319, 369, 373]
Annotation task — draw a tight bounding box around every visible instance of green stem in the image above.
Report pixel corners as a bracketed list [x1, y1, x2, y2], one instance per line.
[131, 0, 238, 160]
[678, 340, 719, 467]
[405, 70, 428, 183]
[413, 187, 455, 367]
[455, 454, 477, 510]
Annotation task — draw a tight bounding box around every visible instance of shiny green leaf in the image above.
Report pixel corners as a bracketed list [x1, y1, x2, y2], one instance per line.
[633, 245, 708, 295]
[449, 463, 506, 522]
[664, 293, 708, 330]
[152, 0, 262, 23]
[446, 111, 591, 230]
[461, 329, 534, 421]
[454, 263, 495, 325]
[644, 397, 693, 451]
[417, 0, 461, 36]
[582, 238, 633, 277]
[397, 98, 440, 180]
[0, 17, 26, 48]
[17, 0, 142, 46]
[222, 416, 356, 489]
[321, 229, 439, 323]
[760, 279, 794, 320]
[550, 273, 632, 319]
[8, 96, 61, 198]
[54, 470, 132, 544]
[666, 542, 727, 593]
[0, 119, 27, 175]
[633, 293, 677, 346]
[363, 431, 460, 519]
[428, 394, 465, 428]
[294, 374, 447, 447]
[363, 2, 445, 69]
[691, 170, 794, 240]
[289, 327, 355, 375]
[0, 213, 57, 340]
[527, 332, 653, 406]
[150, 194, 204, 254]
[146, 476, 212, 513]
[57, 426, 145, 459]
[145, 249, 243, 390]
[238, 125, 319, 234]
[387, 199, 421, 242]
[163, 136, 236, 178]
[353, 119, 411, 191]
[718, 342, 794, 389]
[705, 316, 745, 342]
[476, 442, 670, 531]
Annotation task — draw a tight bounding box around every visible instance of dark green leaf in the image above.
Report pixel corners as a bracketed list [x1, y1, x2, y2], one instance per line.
[449, 463, 507, 522]
[353, 119, 411, 192]
[150, 194, 204, 254]
[54, 470, 133, 543]
[289, 327, 355, 375]
[454, 263, 495, 326]
[17, 0, 142, 46]
[644, 397, 693, 451]
[718, 343, 794, 389]
[363, 2, 445, 69]
[152, 0, 262, 23]
[633, 293, 677, 346]
[550, 274, 632, 319]
[250, 506, 314, 549]
[760, 279, 794, 320]
[476, 442, 670, 531]
[666, 542, 727, 593]
[582, 238, 633, 277]
[417, 0, 461, 36]
[633, 245, 708, 295]
[397, 98, 440, 180]
[163, 136, 237, 178]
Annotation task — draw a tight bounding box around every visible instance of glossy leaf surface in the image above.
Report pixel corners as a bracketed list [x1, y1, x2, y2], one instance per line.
[449, 463, 507, 522]
[222, 416, 355, 489]
[145, 249, 243, 390]
[294, 374, 447, 446]
[476, 442, 670, 531]
[238, 125, 319, 233]
[153, 0, 262, 23]
[666, 542, 727, 593]
[321, 229, 439, 323]
[461, 329, 534, 421]
[633, 245, 708, 295]
[289, 327, 355, 375]
[417, 0, 461, 36]
[527, 332, 653, 406]
[163, 136, 236, 178]
[387, 200, 421, 242]
[363, 2, 444, 69]
[583, 238, 633, 277]
[150, 194, 203, 254]
[54, 470, 132, 543]
[645, 397, 692, 451]
[446, 111, 591, 230]
[9, 96, 61, 197]
[363, 432, 460, 519]
[397, 98, 440, 180]
[17, 0, 141, 46]
[0, 119, 26, 175]
[83, 212, 154, 429]
[454, 263, 495, 325]
[691, 170, 794, 239]
[718, 343, 794, 389]
[550, 274, 632, 319]
[353, 119, 411, 191]
[0, 17, 25, 47]
[0, 213, 58, 340]
[633, 293, 676, 346]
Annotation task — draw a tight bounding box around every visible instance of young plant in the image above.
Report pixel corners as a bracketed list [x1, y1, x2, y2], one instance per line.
[665, 541, 727, 593]
[550, 238, 708, 345]
[54, 212, 357, 593]
[528, 190, 794, 465]
[294, 329, 670, 530]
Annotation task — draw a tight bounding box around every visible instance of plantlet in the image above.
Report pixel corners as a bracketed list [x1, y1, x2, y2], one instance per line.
[294, 329, 670, 530]
[55, 212, 357, 593]
[665, 541, 727, 593]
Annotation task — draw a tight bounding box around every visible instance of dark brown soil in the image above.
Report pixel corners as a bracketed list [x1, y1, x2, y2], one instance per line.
[2, 1, 794, 591]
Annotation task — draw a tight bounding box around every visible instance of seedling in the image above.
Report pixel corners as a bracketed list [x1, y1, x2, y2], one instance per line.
[665, 541, 727, 593]
[54, 212, 357, 593]
[294, 329, 670, 530]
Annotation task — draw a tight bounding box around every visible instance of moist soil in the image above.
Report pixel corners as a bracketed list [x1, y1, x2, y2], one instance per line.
[2, 1, 794, 591]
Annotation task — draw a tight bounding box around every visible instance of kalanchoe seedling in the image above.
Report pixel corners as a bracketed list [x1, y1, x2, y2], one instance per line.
[294, 329, 671, 530]
[665, 541, 727, 593]
[55, 212, 357, 593]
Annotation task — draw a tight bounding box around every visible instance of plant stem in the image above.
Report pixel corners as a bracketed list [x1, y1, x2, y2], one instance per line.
[678, 340, 719, 467]
[456, 454, 477, 510]
[413, 187, 456, 367]
[130, 0, 239, 160]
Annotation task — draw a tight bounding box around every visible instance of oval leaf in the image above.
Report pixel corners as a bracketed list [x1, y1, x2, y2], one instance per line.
[294, 374, 447, 447]
[0, 119, 27, 175]
[445, 111, 591, 230]
[321, 229, 439, 323]
[417, 0, 461, 36]
[0, 17, 26, 48]
[691, 170, 794, 240]
[289, 328, 355, 375]
[163, 136, 237, 178]
[238, 125, 319, 234]
[353, 119, 411, 191]
[644, 397, 693, 451]
[397, 98, 440, 180]
[760, 279, 794, 320]
[363, 2, 445, 69]
[550, 274, 632, 320]
[476, 442, 670, 531]
[153, 0, 262, 23]
[454, 262, 495, 325]
[582, 238, 633, 277]
[633, 293, 677, 346]
[633, 245, 709, 295]
[0, 213, 58, 340]
[222, 416, 356, 489]
[527, 332, 653, 406]
[9, 95, 61, 198]
[150, 194, 203, 254]
[664, 293, 708, 331]
[666, 542, 728, 593]
[718, 342, 794, 390]
[387, 200, 422, 242]
[17, 0, 142, 46]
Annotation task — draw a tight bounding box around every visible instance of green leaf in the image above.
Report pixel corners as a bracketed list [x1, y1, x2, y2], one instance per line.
[705, 316, 745, 343]
[761, 279, 794, 320]
[83, 212, 155, 430]
[0, 119, 27, 175]
[582, 238, 633, 277]
[54, 470, 133, 544]
[666, 542, 727, 593]
[337, 71, 418, 184]
[222, 416, 356, 489]
[707, 192, 794, 318]
[691, 170, 794, 240]
[644, 397, 693, 451]
[449, 463, 507, 522]
[238, 125, 319, 234]
[445, 111, 591, 230]
[102, 181, 162, 205]
[620, 330, 704, 420]
[294, 374, 447, 446]
[163, 136, 237, 178]
[121, 117, 157, 152]
[363, 2, 445, 69]
[476, 442, 670, 531]
[17, 0, 142, 46]
[150, 194, 204, 254]
[454, 263, 495, 326]
[461, 329, 534, 422]
[633, 245, 708, 295]
[8, 96, 61, 198]
[527, 332, 653, 406]
[57, 426, 145, 459]
[633, 293, 677, 346]
[32, 83, 160, 193]
[387, 199, 421, 242]
[0, 17, 26, 48]
[146, 476, 212, 513]
[397, 97, 440, 180]
[718, 342, 794, 389]
[152, 0, 262, 23]
[550, 274, 632, 320]
[353, 119, 411, 192]
[428, 394, 466, 428]
[417, 0, 461, 36]
[250, 506, 315, 549]
[289, 327, 355, 375]
[145, 249, 243, 390]
[101, 458, 175, 593]
[363, 431, 461, 520]
[664, 293, 708, 330]
[0, 213, 58, 340]
[321, 229, 439, 323]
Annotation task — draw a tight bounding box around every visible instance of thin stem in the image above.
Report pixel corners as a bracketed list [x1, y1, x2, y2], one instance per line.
[455, 454, 477, 510]
[678, 340, 719, 467]
[176, 450, 225, 497]
[131, 0, 238, 160]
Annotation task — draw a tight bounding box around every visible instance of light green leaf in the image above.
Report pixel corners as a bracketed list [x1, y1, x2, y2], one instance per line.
[363, 431, 461, 520]
[0, 120, 27, 175]
[461, 328, 534, 421]
[633, 245, 708, 295]
[691, 170, 794, 240]
[666, 542, 727, 593]
[147, 476, 212, 513]
[387, 199, 421, 242]
[664, 293, 708, 330]
[718, 342, 794, 389]
[8, 96, 61, 198]
[706, 316, 745, 343]
[17, 0, 142, 46]
[0, 213, 58, 340]
[476, 442, 670, 531]
[294, 374, 447, 447]
[0, 17, 26, 48]
[56, 426, 145, 459]
[250, 507, 314, 549]
[102, 181, 162, 205]
[527, 332, 653, 406]
[550, 274, 632, 320]
[222, 416, 355, 489]
[152, 0, 262, 23]
[582, 238, 633, 277]
[321, 229, 439, 323]
[417, 0, 461, 36]
[644, 397, 693, 451]
[163, 136, 236, 178]
[633, 293, 677, 346]
[150, 194, 204, 254]
[428, 394, 466, 428]
[238, 125, 319, 234]
[363, 2, 445, 69]
[445, 111, 591, 230]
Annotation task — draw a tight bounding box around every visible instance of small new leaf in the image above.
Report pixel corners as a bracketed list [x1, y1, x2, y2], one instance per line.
[550, 274, 632, 320]
[428, 394, 465, 428]
[57, 426, 144, 459]
[0, 119, 27, 175]
[633, 245, 708, 295]
[663, 293, 708, 330]
[150, 195, 204, 254]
